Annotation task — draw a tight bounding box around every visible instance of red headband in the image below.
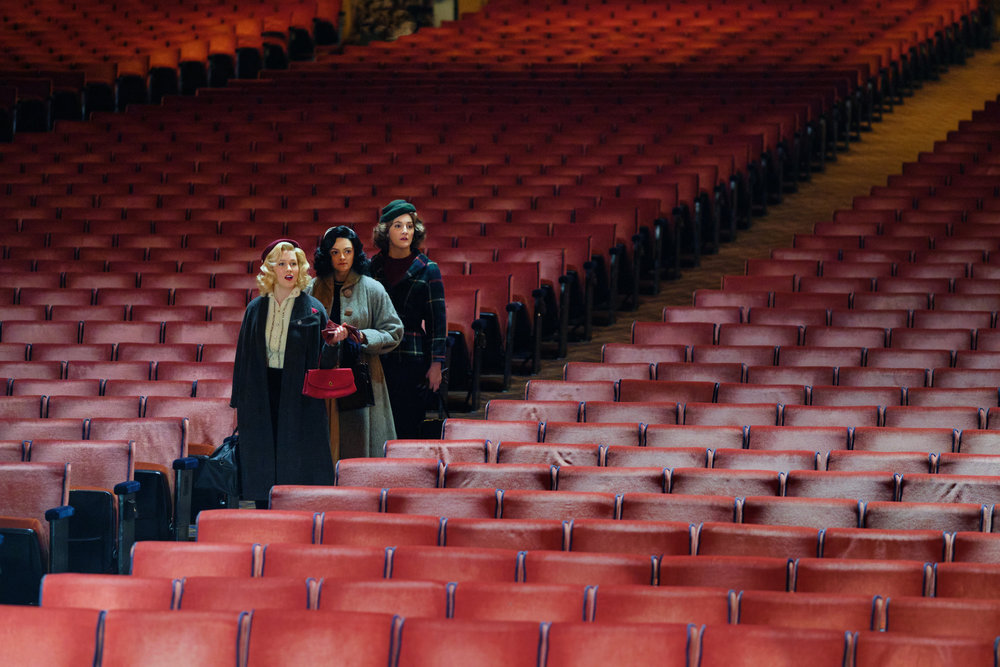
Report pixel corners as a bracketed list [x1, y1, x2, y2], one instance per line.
[260, 238, 300, 262]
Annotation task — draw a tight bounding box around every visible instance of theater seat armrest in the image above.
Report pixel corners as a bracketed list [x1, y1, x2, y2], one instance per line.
[114, 480, 141, 574]
[172, 457, 199, 542]
[114, 480, 141, 496]
[45, 505, 75, 573]
[188, 443, 216, 457]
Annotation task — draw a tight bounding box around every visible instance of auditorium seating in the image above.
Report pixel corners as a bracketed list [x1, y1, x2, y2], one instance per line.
[26, 438, 139, 574]
[0, 461, 73, 603]
[18, 597, 1000, 667]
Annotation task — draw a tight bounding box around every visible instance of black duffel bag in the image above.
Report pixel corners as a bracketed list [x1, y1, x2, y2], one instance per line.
[192, 430, 240, 512]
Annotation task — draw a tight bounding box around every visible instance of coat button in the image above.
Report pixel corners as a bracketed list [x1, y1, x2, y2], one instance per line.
[345, 310, 353, 317]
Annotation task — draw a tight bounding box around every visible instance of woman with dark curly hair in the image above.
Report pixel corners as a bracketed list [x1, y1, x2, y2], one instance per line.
[370, 199, 447, 439]
[306, 225, 403, 460]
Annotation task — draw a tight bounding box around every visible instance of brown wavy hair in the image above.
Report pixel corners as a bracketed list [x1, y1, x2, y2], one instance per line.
[372, 210, 426, 254]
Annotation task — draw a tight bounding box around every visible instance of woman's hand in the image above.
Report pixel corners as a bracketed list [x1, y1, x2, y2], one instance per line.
[426, 362, 443, 392]
[342, 323, 365, 345]
[322, 322, 348, 344]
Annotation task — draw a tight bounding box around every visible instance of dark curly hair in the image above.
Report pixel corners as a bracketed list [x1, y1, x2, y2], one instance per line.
[313, 225, 370, 279]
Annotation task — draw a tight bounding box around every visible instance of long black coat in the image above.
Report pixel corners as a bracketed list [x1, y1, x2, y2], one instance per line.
[230, 292, 336, 499]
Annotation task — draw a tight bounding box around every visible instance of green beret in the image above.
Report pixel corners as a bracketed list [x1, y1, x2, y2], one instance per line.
[379, 199, 416, 223]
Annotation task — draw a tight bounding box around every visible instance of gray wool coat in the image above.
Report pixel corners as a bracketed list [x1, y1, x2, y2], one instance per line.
[306, 271, 404, 459]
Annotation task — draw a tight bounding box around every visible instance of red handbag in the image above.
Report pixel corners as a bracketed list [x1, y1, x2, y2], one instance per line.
[302, 367, 356, 399]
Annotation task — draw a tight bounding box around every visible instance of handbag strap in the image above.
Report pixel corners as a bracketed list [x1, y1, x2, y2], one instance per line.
[316, 338, 342, 369]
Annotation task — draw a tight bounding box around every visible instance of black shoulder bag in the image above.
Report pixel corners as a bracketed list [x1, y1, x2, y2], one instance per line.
[337, 326, 376, 411]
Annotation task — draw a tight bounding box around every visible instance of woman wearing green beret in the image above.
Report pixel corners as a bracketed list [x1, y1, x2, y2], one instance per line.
[370, 199, 448, 439]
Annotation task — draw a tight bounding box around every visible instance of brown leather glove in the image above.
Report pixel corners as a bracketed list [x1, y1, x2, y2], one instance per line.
[322, 322, 346, 345]
[343, 323, 366, 345]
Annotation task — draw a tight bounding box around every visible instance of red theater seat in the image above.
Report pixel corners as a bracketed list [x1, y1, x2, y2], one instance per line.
[443, 517, 563, 551]
[590, 585, 731, 625]
[442, 462, 553, 491]
[269, 486, 383, 513]
[259, 543, 387, 580]
[40, 572, 177, 610]
[741, 496, 862, 530]
[315, 579, 447, 618]
[697, 522, 819, 559]
[451, 581, 589, 622]
[500, 489, 617, 521]
[319, 512, 440, 549]
[395, 618, 542, 667]
[390, 545, 519, 583]
[746, 425, 848, 455]
[177, 576, 315, 611]
[660, 555, 791, 592]
[737, 590, 882, 633]
[683, 403, 781, 427]
[383, 487, 497, 519]
[823, 527, 947, 562]
[442, 418, 540, 443]
[524, 380, 616, 402]
[546, 621, 692, 667]
[521, 550, 657, 586]
[794, 558, 933, 597]
[336, 458, 441, 489]
[542, 421, 643, 447]
[195, 509, 320, 545]
[581, 401, 679, 425]
[699, 624, 851, 666]
[385, 439, 489, 463]
[485, 400, 581, 423]
[853, 632, 998, 666]
[669, 468, 783, 497]
[245, 609, 396, 667]
[130, 542, 259, 578]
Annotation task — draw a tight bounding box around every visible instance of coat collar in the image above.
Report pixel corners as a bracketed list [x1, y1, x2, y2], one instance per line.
[339, 270, 362, 288]
[262, 288, 316, 322]
[310, 271, 363, 313]
[405, 253, 429, 279]
[266, 286, 302, 308]
[373, 251, 427, 279]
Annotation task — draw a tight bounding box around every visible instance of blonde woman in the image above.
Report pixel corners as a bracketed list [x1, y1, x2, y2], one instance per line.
[231, 238, 347, 507]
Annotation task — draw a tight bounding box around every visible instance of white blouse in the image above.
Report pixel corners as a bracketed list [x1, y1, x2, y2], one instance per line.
[265, 288, 301, 369]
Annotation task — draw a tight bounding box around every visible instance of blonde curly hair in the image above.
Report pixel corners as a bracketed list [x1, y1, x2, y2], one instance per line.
[256, 242, 311, 295]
